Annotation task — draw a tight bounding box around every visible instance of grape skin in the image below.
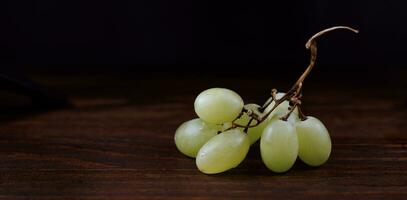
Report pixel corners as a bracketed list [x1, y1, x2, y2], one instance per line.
[266, 111, 299, 126]
[260, 119, 298, 173]
[196, 129, 250, 174]
[179, 88, 330, 173]
[174, 118, 218, 158]
[264, 92, 299, 118]
[194, 88, 244, 124]
[235, 101, 299, 145]
[235, 113, 267, 145]
[296, 116, 331, 166]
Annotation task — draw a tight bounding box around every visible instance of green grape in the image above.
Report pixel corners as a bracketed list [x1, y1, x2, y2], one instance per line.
[174, 118, 218, 158]
[264, 92, 298, 118]
[235, 113, 267, 145]
[285, 112, 300, 126]
[194, 88, 244, 124]
[220, 122, 233, 132]
[260, 119, 298, 173]
[296, 116, 331, 166]
[196, 129, 250, 174]
[262, 112, 299, 130]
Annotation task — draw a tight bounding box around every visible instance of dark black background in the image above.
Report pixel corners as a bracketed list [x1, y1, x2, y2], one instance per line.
[1, 0, 406, 76]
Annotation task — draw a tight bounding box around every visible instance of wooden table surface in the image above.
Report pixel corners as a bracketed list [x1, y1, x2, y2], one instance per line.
[0, 73, 406, 199]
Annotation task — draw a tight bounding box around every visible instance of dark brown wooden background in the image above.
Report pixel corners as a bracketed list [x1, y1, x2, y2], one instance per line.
[0, 71, 406, 200]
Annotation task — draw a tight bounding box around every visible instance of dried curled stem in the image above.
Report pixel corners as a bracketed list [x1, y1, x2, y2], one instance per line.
[231, 26, 359, 131]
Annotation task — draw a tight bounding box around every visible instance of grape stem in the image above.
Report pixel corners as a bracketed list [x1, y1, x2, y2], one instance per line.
[232, 26, 359, 131]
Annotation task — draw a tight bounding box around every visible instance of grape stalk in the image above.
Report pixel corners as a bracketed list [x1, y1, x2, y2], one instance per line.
[231, 26, 359, 131]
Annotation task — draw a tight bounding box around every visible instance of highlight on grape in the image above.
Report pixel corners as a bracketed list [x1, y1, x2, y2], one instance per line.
[174, 26, 358, 174]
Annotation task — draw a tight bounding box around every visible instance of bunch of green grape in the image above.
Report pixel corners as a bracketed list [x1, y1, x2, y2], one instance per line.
[174, 88, 331, 174]
[173, 26, 358, 174]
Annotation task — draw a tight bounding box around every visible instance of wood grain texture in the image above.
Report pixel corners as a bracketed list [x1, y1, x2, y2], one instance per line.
[0, 74, 406, 199]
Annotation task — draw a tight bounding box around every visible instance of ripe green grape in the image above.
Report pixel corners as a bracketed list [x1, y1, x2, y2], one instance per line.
[194, 88, 244, 124]
[263, 111, 299, 130]
[260, 119, 298, 173]
[264, 92, 298, 118]
[296, 116, 331, 166]
[174, 118, 218, 158]
[196, 129, 250, 174]
[220, 122, 233, 132]
[285, 112, 300, 126]
[235, 113, 267, 145]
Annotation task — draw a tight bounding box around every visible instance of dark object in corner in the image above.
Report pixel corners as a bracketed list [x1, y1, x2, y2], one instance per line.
[0, 71, 69, 108]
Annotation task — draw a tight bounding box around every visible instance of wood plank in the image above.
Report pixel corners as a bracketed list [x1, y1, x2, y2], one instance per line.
[0, 75, 406, 199]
